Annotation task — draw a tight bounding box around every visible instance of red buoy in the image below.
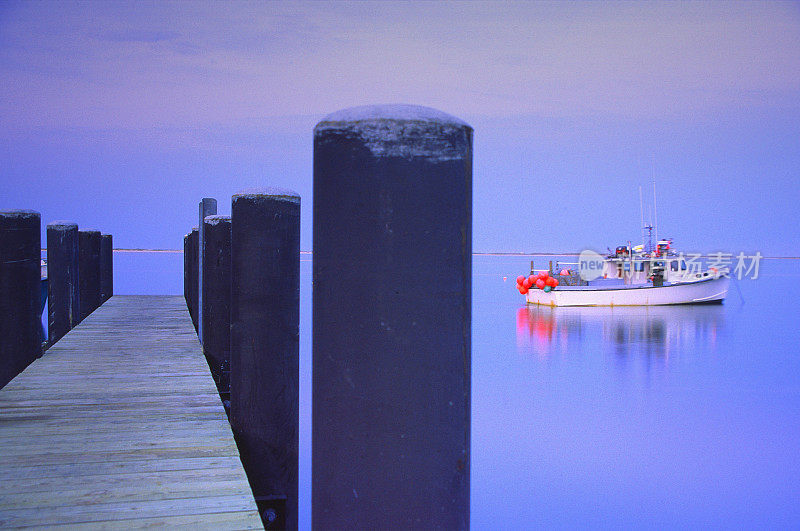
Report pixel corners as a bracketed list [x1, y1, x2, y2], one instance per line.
[522, 278, 531, 289]
[516, 275, 525, 285]
[535, 278, 546, 289]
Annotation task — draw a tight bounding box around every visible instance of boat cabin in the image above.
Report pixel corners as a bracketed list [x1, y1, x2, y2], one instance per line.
[602, 254, 693, 285]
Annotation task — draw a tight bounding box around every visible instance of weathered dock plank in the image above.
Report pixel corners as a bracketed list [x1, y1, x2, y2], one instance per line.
[0, 296, 262, 529]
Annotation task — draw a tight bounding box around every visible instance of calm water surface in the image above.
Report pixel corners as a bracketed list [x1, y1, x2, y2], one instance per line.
[474, 256, 800, 528]
[100, 253, 800, 528]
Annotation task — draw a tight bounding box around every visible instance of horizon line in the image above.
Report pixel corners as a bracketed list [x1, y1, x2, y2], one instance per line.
[39, 249, 800, 259]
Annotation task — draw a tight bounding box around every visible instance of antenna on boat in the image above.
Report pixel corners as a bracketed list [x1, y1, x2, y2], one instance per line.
[639, 185, 655, 254]
[638, 186, 645, 249]
[652, 180, 658, 245]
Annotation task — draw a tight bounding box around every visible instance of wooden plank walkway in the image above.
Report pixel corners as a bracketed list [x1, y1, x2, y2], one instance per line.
[0, 295, 262, 529]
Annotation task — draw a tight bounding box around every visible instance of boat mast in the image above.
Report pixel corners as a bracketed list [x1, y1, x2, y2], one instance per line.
[640, 184, 654, 254]
[652, 180, 658, 246]
[627, 239, 632, 285]
[639, 186, 645, 250]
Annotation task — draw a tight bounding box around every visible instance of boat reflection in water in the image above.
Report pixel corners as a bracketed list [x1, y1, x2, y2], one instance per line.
[516, 303, 725, 362]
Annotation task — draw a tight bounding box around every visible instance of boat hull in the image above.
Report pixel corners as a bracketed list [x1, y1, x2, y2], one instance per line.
[526, 276, 729, 307]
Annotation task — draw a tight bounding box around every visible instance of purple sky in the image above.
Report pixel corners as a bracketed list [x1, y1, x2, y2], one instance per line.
[1, 1, 798, 254]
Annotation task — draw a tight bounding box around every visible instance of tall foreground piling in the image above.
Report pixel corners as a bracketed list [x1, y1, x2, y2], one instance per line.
[78, 230, 102, 321]
[46, 222, 80, 346]
[202, 215, 232, 401]
[100, 234, 113, 302]
[0, 211, 41, 389]
[197, 198, 217, 343]
[313, 105, 472, 529]
[188, 228, 199, 331]
[231, 189, 300, 529]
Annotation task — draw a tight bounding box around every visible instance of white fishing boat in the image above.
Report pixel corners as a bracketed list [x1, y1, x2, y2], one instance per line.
[519, 243, 729, 307]
[516, 185, 730, 307]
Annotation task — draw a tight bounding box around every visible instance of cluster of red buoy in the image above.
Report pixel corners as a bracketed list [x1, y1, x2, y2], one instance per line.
[516, 270, 559, 295]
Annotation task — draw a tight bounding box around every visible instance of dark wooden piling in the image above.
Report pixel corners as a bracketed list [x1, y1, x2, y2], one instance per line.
[78, 230, 102, 321]
[46, 221, 80, 346]
[201, 215, 232, 404]
[188, 228, 199, 331]
[100, 233, 113, 302]
[230, 189, 300, 529]
[184, 233, 190, 312]
[312, 105, 473, 529]
[0, 210, 41, 389]
[197, 198, 217, 344]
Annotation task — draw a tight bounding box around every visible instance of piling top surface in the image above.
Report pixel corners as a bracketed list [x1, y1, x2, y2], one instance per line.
[316, 104, 469, 129]
[0, 209, 40, 219]
[47, 221, 78, 229]
[79, 229, 102, 235]
[314, 104, 472, 161]
[204, 214, 232, 225]
[232, 187, 300, 205]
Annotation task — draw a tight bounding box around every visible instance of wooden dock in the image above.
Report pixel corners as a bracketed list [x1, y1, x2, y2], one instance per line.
[0, 296, 262, 529]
